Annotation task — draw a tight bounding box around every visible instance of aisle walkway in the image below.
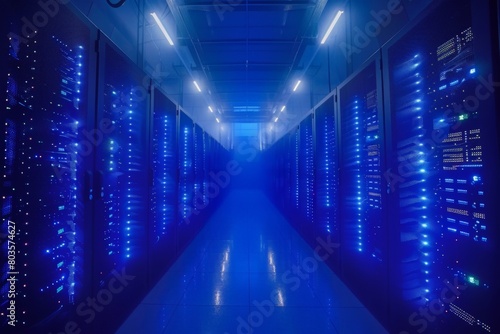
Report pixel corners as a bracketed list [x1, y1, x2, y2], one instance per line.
[117, 189, 388, 334]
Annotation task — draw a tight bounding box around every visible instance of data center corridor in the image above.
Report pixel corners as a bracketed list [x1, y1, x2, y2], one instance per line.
[116, 189, 388, 334]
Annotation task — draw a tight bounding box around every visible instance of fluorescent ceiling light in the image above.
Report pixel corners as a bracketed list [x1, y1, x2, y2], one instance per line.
[208, 106, 213, 113]
[321, 10, 344, 45]
[193, 81, 201, 92]
[274, 117, 279, 122]
[280, 106, 286, 112]
[216, 118, 220, 123]
[151, 12, 174, 46]
[293, 80, 302, 92]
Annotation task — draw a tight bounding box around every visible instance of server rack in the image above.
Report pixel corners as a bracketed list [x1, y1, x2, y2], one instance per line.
[267, 126, 300, 220]
[314, 95, 340, 271]
[90, 32, 151, 332]
[282, 132, 290, 211]
[291, 127, 300, 215]
[148, 87, 178, 282]
[338, 55, 389, 327]
[177, 111, 195, 249]
[151, 89, 177, 243]
[1, 3, 95, 329]
[298, 115, 315, 235]
[193, 123, 206, 224]
[383, 0, 499, 332]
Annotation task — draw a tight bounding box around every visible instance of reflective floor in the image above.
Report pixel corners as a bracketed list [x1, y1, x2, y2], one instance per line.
[116, 189, 388, 334]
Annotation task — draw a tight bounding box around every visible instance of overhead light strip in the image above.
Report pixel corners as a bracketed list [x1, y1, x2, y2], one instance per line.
[293, 80, 302, 92]
[321, 10, 344, 45]
[151, 12, 174, 46]
[193, 81, 202, 92]
[281, 106, 286, 112]
[208, 106, 213, 113]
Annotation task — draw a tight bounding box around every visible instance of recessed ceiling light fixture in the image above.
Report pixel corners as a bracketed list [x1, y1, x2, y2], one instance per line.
[216, 118, 220, 123]
[293, 80, 302, 92]
[280, 106, 286, 112]
[274, 117, 279, 122]
[321, 10, 344, 45]
[193, 81, 202, 92]
[151, 12, 174, 46]
[208, 106, 213, 113]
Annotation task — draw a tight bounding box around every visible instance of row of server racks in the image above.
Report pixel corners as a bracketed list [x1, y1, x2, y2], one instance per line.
[1, 3, 229, 333]
[266, 1, 499, 333]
